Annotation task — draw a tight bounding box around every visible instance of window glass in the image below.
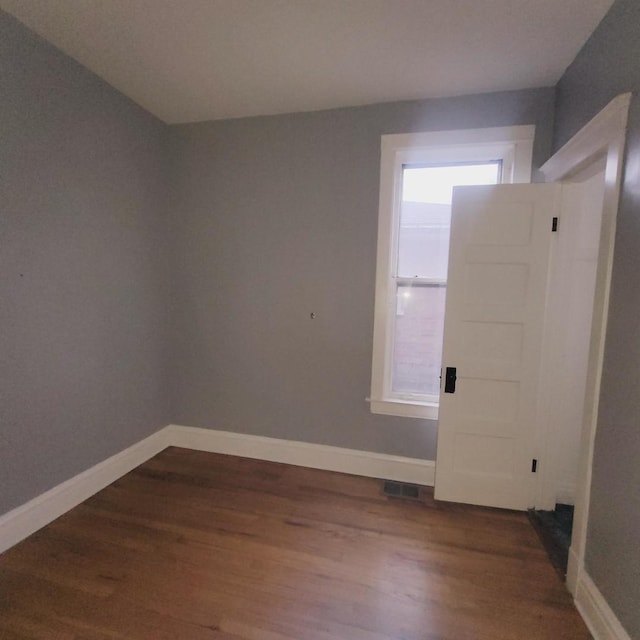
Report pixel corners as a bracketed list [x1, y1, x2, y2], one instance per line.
[397, 163, 501, 279]
[392, 284, 446, 396]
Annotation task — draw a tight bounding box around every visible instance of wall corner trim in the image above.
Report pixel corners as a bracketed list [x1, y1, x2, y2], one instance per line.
[0, 425, 434, 555]
[575, 570, 633, 640]
[166, 424, 436, 486]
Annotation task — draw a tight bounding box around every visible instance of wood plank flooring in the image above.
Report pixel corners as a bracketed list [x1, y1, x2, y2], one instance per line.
[0, 447, 591, 639]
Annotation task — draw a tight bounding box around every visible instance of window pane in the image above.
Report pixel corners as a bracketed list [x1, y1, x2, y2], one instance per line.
[397, 163, 500, 279]
[392, 285, 446, 396]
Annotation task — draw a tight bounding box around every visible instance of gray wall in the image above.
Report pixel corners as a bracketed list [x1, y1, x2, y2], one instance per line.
[0, 8, 555, 518]
[554, 0, 640, 635]
[0, 11, 170, 515]
[167, 89, 555, 460]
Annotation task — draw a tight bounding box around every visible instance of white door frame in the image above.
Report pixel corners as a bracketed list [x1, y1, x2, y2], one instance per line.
[539, 93, 631, 595]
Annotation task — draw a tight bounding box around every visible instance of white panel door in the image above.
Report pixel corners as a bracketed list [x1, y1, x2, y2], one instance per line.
[434, 183, 562, 510]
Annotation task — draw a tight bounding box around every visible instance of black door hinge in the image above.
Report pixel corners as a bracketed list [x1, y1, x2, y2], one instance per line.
[444, 367, 457, 393]
[552, 217, 558, 232]
[531, 459, 538, 473]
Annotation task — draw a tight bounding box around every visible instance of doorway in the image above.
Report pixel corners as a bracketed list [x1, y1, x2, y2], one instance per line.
[536, 161, 606, 505]
[529, 162, 606, 577]
[433, 93, 630, 596]
[539, 93, 630, 595]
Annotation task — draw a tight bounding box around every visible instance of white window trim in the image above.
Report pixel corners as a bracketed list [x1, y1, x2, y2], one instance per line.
[370, 125, 535, 420]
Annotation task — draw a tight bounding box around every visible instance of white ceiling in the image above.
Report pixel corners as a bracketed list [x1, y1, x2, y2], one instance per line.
[1, 0, 614, 124]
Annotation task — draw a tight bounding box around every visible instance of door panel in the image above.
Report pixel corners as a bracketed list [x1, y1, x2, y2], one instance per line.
[434, 183, 561, 510]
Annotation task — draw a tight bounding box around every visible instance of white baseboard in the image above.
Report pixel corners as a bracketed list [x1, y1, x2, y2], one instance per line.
[0, 428, 171, 554]
[575, 570, 632, 640]
[0, 424, 435, 555]
[166, 424, 436, 487]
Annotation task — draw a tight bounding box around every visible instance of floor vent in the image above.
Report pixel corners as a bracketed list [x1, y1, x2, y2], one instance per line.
[383, 480, 421, 500]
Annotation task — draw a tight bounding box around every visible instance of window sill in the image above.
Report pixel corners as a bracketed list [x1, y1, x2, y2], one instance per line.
[369, 398, 439, 420]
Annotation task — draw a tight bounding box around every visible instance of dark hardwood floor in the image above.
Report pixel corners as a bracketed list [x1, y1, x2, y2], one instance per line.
[0, 447, 591, 639]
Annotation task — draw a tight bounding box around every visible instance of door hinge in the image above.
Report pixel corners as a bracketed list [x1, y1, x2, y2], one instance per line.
[531, 458, 538, 473]
[444, 367, 457, 393]
[552, 217, 558, 232]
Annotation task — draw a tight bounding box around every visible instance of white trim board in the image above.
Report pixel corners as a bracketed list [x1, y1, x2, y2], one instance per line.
[166, 424, 436, 487]
[0, 424, 435, 554]
[540, 93, 631, 182]
[0, 428, 171, 554]
[575, 570, 632, 640]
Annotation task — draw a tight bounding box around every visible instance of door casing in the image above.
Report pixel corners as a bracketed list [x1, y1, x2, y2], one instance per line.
[539, 93, 631, 596]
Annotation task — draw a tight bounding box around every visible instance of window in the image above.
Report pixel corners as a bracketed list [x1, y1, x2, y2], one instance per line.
[370, 126, 535, 419]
